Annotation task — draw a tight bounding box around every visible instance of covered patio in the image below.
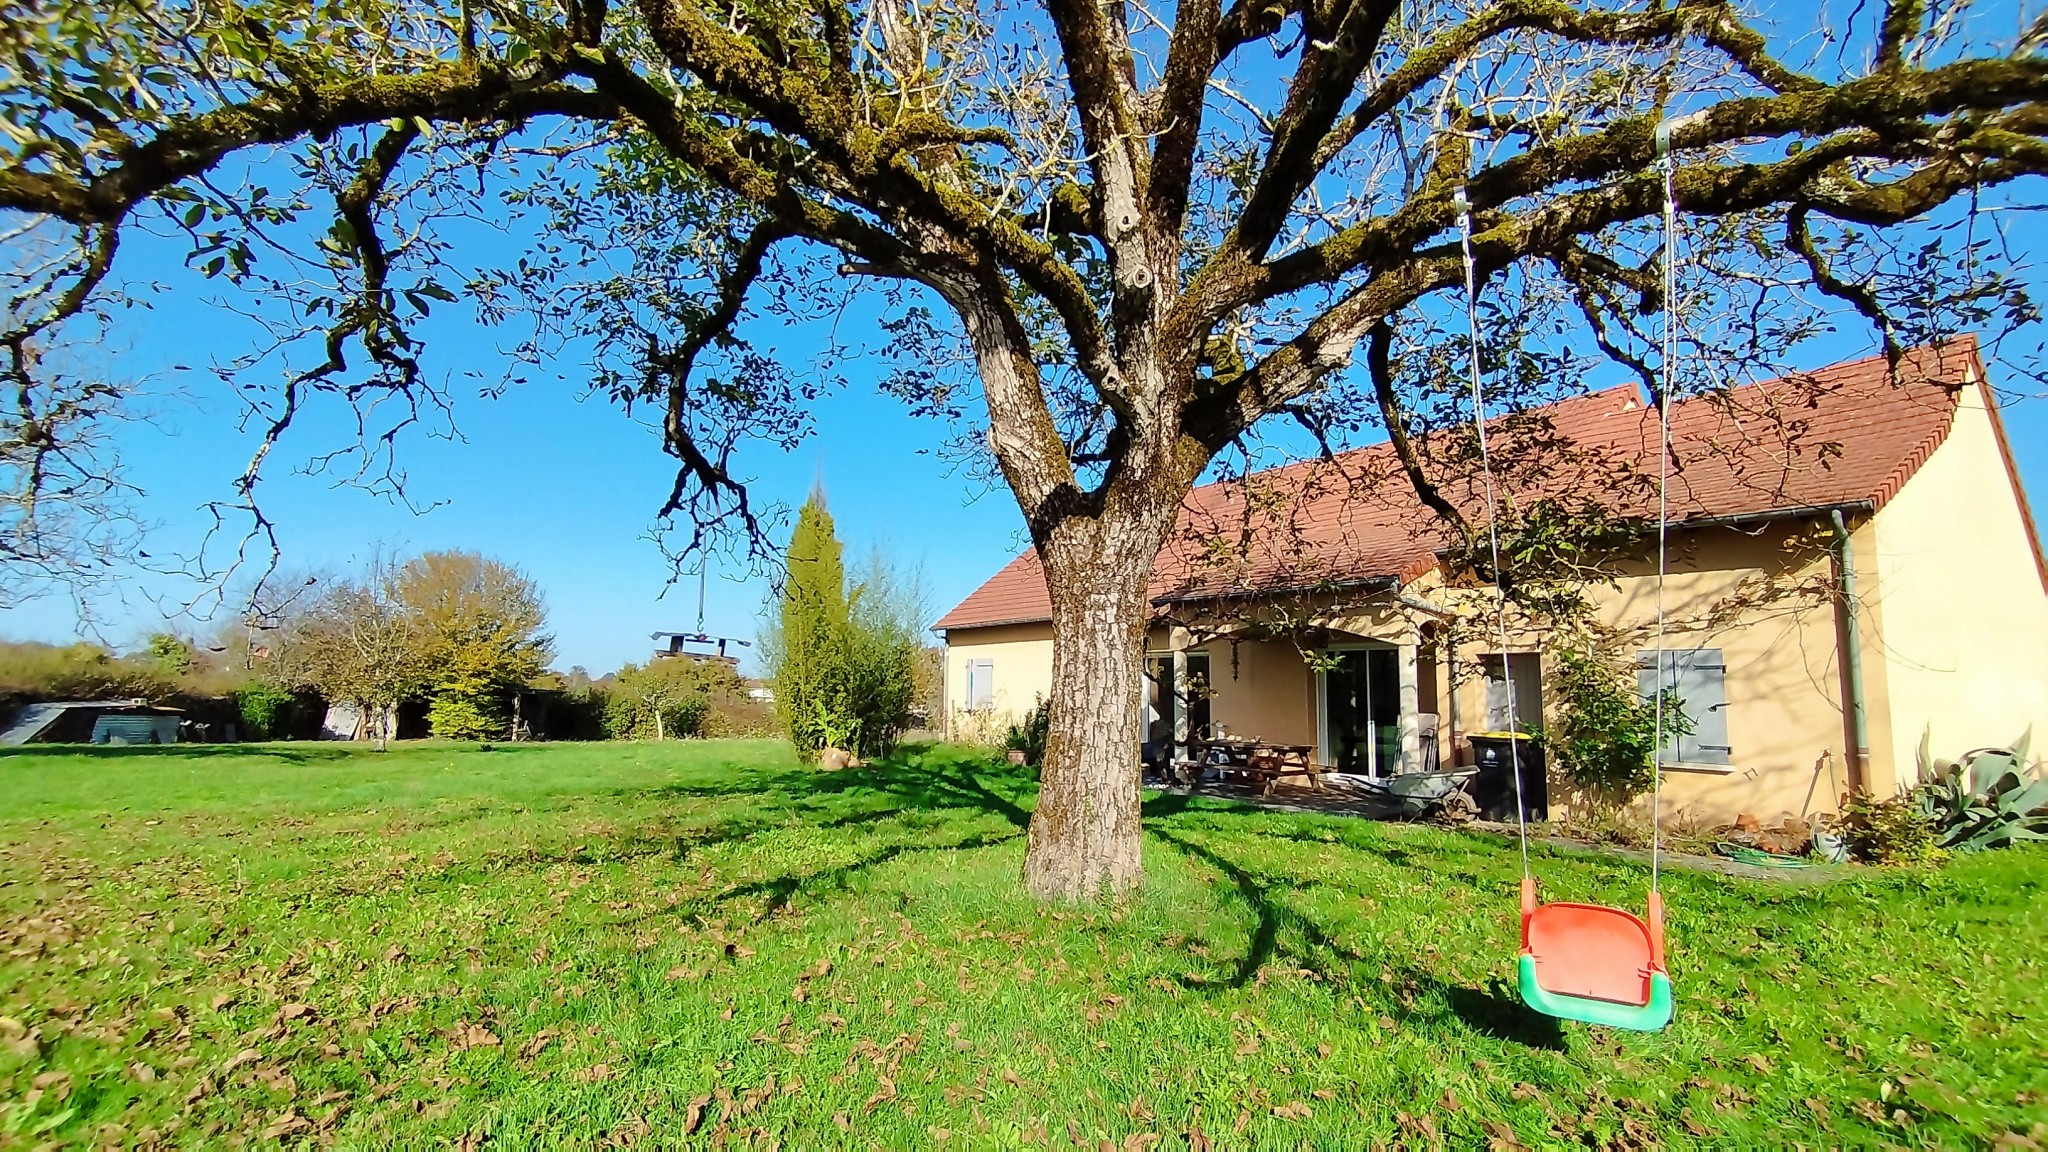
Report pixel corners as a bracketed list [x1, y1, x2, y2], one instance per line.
[1142, 587, 1538, 781]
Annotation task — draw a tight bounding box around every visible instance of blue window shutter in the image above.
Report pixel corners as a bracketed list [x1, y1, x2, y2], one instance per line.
[1637, 650, 1729, 765]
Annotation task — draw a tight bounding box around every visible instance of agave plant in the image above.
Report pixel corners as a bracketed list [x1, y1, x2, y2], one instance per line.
[1913, 730, 2048, 852]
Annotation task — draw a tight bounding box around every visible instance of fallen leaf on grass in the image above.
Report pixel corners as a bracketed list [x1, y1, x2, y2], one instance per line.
[1510, 1082, 1540, 1101]
[1397, 1111, 1440, 1139]
[278, 1002, 317, 1023]
[129, 1062, 156, 1083]
[1744, 1054, 1772, 1074]
[1484, 1120, 1529, 1150]
[1271, 1101, 1312, 1121]
[222, 1047, 262, 1073]
[0, 1017, 39, 1060]
[446, 1022, 500, 1050]
[261, 1110, 312, 1140]
[518, 1029, 558, 1059]
[209, 993, 237, 1011]
[575, 1063, 612, 1083]
[682, 1095, 712, 1135]
[1121, 1134, 1159, 1150]
[666, 966, 696, 981]
[832, 1111, 851, 1131]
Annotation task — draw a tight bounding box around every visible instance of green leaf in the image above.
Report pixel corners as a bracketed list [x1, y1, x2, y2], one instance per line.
[182, 202, 205, 228]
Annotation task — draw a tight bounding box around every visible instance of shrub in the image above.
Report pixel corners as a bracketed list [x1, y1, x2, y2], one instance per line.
[234, 681, 298, 740]
[428, 672, 505, 740]
[702, 695, 776, 738]
[603, 659, 730, 739]
[1542, 644, 1687, 802]
[1842, 789, 1944, 866]
[0, 640, 176, 703]
[1003, 696, 1051, 766]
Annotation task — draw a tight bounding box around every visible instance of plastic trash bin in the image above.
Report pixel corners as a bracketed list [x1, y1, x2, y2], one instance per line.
[1467, 732, 1548, 822]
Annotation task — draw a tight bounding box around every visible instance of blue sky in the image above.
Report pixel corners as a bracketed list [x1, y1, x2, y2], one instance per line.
[1, 224, 1036, 674]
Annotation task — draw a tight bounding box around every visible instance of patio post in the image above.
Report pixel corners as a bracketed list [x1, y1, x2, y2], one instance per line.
[1398, 641, 1421, 774]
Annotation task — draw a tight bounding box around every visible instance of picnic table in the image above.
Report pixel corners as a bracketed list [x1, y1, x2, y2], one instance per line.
[1179, 737, 1325, 798]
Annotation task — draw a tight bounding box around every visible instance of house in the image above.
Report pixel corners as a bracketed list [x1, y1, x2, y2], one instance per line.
[933, 339, 2048, 822]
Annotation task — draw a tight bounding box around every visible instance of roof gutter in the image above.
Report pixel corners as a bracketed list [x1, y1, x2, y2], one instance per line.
[1148, 574, 1400, 608]
[1681, 500, 1875, 531]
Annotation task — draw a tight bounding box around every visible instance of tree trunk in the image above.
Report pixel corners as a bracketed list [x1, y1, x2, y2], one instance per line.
[1022, 508, 1173, 901]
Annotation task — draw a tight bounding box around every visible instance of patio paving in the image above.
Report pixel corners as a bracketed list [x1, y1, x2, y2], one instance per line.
[1150, 773, 1844, 883]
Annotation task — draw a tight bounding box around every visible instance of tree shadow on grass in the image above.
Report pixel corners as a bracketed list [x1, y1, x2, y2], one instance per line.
[589, 746, 1036, 930]
[1149, 821, 1570, 1050]
[682, 827, 1028, 928]
[0, 743, 355, 763]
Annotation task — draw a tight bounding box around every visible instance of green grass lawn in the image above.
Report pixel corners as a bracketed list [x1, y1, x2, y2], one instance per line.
[2, 740, 2043, 1148]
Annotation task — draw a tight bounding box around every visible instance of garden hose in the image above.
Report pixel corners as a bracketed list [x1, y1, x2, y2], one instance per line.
[1712, 841, 1818, 869]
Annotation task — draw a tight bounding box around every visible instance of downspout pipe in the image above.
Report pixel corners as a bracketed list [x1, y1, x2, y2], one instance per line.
[1830, 509, 1871, 792]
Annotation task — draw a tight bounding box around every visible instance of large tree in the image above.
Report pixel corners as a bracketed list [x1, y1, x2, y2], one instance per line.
[4, 0, 2046, 896]
[391, 549, 553, 736]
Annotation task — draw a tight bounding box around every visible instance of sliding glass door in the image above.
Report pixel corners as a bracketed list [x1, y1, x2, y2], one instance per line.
[1321, 647, 1402, 777]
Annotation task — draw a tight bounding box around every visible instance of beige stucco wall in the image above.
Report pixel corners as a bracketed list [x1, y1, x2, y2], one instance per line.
[941, 622, 1055, 740]
[1868, 382, 2048, 787]
[1440, 524, 1855, 824]
[1194, 638, 1319, 747]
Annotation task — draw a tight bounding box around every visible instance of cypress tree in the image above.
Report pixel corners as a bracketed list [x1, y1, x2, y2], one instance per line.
[773, 490, 854, 758]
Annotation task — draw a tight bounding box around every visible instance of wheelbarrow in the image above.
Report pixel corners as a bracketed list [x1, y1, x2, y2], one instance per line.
[1363, 769, 1480, 820]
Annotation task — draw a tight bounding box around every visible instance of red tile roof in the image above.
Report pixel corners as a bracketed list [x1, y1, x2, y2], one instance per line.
[934, 339, 1980, 631]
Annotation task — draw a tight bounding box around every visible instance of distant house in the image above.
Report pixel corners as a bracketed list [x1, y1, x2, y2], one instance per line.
[1, 700, 184, 745]
[934, 340, 2048, 823]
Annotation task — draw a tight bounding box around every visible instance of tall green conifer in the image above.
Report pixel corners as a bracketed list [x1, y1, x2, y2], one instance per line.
[772, 490, 853, 758]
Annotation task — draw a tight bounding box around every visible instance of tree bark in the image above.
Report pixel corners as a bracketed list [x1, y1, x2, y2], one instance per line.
[1023, 503, 1176, 900]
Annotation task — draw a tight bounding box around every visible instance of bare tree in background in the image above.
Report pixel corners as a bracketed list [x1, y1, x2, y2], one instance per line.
[276, 563, 431, 750]
[4, 0, 2048, 896]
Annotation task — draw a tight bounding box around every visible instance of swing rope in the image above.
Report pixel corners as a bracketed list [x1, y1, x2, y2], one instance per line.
[1455, 122, 1680, 899]
[1452, 185, 1529, 881]
[1649, 121, 1677, 895]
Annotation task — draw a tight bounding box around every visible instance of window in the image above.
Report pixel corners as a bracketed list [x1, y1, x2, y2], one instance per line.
[1480, 653, 1543, 733]
[964, 658, 994, 710]
[1636, 649, 1730, 766]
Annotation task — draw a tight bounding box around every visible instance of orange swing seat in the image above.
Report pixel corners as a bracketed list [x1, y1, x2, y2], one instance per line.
[1517, 879, 1674, 1030]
